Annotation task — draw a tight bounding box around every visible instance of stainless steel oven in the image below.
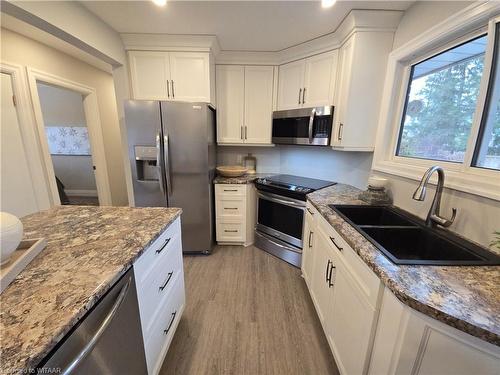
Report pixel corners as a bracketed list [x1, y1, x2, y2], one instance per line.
[254, 175, 336, 267]
[272, 106, 334, 146]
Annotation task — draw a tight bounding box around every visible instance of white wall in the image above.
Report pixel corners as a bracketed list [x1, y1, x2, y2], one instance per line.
[217, 146, 372, 189]
[373, 1, 500, 249]
[1, 28, 128, 205]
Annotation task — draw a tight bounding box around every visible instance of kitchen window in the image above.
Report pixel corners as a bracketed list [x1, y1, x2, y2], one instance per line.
[372, 9, 500, 201]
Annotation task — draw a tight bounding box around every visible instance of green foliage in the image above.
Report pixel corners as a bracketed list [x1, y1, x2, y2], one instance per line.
[399, 54, 485, 161]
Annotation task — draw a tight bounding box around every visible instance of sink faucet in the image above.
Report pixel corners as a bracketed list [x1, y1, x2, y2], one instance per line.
[412, 166, 457, 228]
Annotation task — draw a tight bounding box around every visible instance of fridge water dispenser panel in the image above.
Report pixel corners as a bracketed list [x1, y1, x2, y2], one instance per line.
[134, 146, 158, 181]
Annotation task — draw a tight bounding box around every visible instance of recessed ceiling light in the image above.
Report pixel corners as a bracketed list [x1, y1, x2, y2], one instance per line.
[322, 0, 336, 8]
[152, 0, 167, 6]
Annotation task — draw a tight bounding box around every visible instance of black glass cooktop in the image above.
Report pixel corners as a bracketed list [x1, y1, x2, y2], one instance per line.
[255, 174, 336, 198]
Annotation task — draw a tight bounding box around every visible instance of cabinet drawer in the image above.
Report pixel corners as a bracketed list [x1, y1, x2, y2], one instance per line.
[134, 218, 181, 286]
[136, 235, 183, 331]
[318, 215, 381, 308]
[215, 184, 246, 197]
[216, 198, 245, 219]
[144, 274, 185, 375]
[216, 220, 245, 242]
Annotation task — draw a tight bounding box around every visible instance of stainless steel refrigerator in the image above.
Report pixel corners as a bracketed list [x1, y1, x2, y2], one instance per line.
[124, 101, 216, 254]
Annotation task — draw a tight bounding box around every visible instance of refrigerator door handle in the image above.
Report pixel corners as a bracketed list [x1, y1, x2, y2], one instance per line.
[156, 131, 167, 199]
[164, 134, 172, 197]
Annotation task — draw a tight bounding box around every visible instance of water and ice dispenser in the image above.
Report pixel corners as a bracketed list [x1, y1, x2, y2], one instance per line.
[134, 146, 158, 181]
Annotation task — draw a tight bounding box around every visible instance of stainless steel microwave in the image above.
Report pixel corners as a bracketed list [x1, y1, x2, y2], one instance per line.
[272, 106, 334, 146]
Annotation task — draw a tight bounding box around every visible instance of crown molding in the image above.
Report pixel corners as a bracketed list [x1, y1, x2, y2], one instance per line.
[120, 9, 403, 65]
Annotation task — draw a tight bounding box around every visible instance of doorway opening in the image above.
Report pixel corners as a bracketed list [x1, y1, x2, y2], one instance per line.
[37, 82, 99, 206]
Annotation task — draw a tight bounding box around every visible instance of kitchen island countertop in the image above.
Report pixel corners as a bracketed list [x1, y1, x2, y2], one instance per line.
[307, 184, 500, 346]
[0, 205, 182, 374]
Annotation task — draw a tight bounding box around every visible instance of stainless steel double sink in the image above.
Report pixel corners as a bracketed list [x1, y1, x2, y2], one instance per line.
[329, 205, 500, 266]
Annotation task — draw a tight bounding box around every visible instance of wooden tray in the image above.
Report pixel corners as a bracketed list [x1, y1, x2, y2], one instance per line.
[1, 238, 47, 293]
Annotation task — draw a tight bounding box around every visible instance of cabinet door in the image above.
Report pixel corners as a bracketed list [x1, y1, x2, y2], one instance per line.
[329, 258, 377, 375]
[169, 52, 211, 102]
[129, 51, 170, 100]
[244, 66, 274, 144]
[303, 51, 338, 107]
[310, 227, 335, 328]
[301, 208, 315, 285]
[216, 65, 245, 144]
[277, 59, 305, 110]
[332, 37, 355, 147]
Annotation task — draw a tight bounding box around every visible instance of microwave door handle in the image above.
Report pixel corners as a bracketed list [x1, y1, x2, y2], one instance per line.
[308, 108, 316, 144]
[156, 131, 166, 199]
[164, 134, 172, 198]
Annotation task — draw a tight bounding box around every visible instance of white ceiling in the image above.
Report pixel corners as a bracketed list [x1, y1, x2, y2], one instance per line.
[81, 1, 413, 52]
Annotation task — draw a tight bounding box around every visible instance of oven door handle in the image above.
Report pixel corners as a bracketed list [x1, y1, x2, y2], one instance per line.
[257, 192, 305, 209]
[308, 107, 316, 144]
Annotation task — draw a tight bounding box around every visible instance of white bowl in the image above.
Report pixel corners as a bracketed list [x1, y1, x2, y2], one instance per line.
[0, 212, 23, 265]
[368, 176, 388, 190]
[216, 166, 248, 177]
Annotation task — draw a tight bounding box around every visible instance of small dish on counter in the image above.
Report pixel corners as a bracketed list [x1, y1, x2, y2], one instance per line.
[216, 166, 248, 177]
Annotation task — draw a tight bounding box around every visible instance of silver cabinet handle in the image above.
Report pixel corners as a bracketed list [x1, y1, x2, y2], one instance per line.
[325, 260, 331, 283]
[166, 80, 170, 98]
[302, 87, 306, 104]
[308, 108, 316, 144]
[328, 262, 336, 288]
[163, 311, 177, 335]
[257, 191, 305, 209]
[329, 236, 343, 252]
[224, 207, 238, 210]
[159, 271, 174, 291]
[306, 207, 315, 215]
[298, 88, 302, 105]
[308, 231, 313, 248]
[155, 238, 171, 254]
[61, 277, 131, 375]
[241, 126, 244, 140]
[224, 229, 238, 233]
[338, 123, 344, 141]
[224, 189, 238, 192]
[171, 80, 175, 99]
[244, 126, 248, 140]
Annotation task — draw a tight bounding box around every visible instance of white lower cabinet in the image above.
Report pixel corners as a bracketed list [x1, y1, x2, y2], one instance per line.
[369, 288, 500, 375]
[302, 203, 500, 375]
[215, 184, 256, 246]
[134, 217, 185, 375]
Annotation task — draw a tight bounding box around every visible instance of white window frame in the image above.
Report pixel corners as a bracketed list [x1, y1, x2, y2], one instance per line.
[372, 2, 500, 201]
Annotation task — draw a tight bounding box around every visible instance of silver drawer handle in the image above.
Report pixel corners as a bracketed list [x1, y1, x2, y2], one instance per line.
[156, 238, 171, 254]
[159, 272, 174, 291]
[223, 189, 238, 192]
[61, 277, 131, 375]
[224, 207, 238, 210]
[224, 230, 238, 233]
[164, 311, 177, 335]
[329, 237, 343, 252]
[306, 207, 315, 215]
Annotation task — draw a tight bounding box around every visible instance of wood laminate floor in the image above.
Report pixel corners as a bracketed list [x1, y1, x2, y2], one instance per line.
[160, 245, 339, 375]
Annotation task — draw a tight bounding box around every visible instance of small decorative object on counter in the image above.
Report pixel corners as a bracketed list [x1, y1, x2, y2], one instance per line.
[216, 165, 248, 177]
[359, 176, 392, 205]
[0, 212, 23, 265]
[243, 153, 257, 175]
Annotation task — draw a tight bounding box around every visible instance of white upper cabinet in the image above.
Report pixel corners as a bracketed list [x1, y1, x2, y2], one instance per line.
[277, 50, 338, 110]
[216, 65, 274, 145]
[277, 59, 305, 110]
[168, 52, 211, 102]
[129, 51, 171, 100]
[331, 32, 394, 151]
[303, 51, 338, 108]
[128, 51, 213, 104]
[216, 65, 245, 144]
[244, 66, 274, 144]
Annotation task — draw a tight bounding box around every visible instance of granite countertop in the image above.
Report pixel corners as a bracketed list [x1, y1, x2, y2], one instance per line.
[0, 205, 182, 374]
[214, 173, 271, 184]
[307, 184, 500, 346]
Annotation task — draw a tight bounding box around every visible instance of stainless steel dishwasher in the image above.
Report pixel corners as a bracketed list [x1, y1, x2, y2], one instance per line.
[38, 267, 147, 374]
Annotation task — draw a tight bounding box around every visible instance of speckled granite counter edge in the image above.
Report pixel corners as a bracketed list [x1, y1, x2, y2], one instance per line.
[5, 208, 182, 373]
[306, 186, 500, 347]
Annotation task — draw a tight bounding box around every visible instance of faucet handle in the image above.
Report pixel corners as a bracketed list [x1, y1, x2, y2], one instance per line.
[431, 208, 457, 228]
